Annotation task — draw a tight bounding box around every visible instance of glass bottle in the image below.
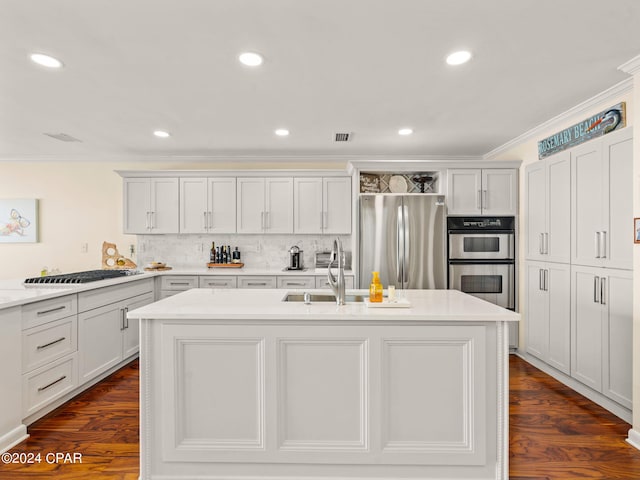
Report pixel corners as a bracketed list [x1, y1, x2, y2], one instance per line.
[369, 271, 383, 303]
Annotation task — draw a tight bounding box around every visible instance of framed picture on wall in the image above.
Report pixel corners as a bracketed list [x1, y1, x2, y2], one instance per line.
[635, 218, 640, 244]
[0, 199, 39, 243]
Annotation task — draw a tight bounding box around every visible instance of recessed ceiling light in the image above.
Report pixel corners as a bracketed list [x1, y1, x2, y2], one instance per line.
[30, 53, 63, 68]
[239, 52, 264, 67]
[275, 129, 289, 136]
[446, 50, 472, 66]
[398, 128, 413, 136]
[153, 130, 171, 138]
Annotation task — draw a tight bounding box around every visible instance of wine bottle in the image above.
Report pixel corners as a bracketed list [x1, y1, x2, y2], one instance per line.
[210, 242, 215, 263]
[232, 246, 241, 264]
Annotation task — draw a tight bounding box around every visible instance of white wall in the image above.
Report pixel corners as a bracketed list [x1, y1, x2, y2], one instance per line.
[0, 160, 346, 280]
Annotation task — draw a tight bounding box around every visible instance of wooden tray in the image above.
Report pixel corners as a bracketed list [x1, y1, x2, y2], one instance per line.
[144, 266, 173, 271]
[207, 263, 244, 268]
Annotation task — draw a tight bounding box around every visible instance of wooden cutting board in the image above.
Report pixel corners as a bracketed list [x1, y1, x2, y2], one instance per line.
[144, 266, 173, 271]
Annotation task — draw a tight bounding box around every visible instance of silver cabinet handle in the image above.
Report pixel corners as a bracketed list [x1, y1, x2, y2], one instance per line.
[539, 268, 544, 291]
[539, 233, 544, 255]
[600, 231, 607, 259]
[247, 282, 267, 286]
[203, 211, 208, 230]
[600, 278, 606, 305]
[544, 233, 549, 255]
[544, 269, 548, 291]
[595, 232, 601, 258]
[482, 189, 487, 210]
[37, 337, 66, 350]
[120, 307, 126, 331]
[286, 282, 307, 286]
[396, 205, 403, 284]
[208, 282, 229, 287]
[169, 282, 190, 286]
[593, 276, 600, 303]
[38, 375, 67, 392]
[477, 190, 482, 210]
[36, 305, 66, 316]
[150, 211, 155, 229]
[124, 306, 129, 329]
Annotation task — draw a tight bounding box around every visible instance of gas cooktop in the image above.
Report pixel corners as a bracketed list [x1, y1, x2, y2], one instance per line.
[24, 269, 140, 284]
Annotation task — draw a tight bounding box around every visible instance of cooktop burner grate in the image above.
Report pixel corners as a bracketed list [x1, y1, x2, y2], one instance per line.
[24, 269, 139, 284]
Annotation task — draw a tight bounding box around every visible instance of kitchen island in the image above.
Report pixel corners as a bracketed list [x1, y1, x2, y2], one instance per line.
[128, 288, 519, 480]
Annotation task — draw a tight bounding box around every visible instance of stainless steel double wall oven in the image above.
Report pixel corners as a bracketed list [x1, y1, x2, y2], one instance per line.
[447, 216, 516, 310]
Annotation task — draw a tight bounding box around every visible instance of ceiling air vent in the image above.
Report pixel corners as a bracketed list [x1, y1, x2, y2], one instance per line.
[44, 133, 82, 142]
[334, 132, 352, 142]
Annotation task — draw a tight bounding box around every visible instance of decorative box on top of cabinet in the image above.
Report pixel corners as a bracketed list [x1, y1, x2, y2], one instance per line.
[446, 169, 517, 215]
[123, 177, 179, 234]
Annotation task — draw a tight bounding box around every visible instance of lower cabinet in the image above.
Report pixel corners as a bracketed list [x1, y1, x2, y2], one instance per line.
[237, 276, 277, 289]
[199, 276, 237, 288]
[571, 265, 632, 409]
[315, 275, 355, 289]
[78, 291, 154, 385]
[525, 261, 570, 375]
[276, 276, 316, 289]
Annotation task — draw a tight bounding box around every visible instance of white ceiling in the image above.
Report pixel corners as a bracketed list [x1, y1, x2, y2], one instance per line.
[2, 0, 640, 161]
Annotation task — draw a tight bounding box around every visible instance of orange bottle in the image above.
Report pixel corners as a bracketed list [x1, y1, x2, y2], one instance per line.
[369, 271, 383, 303]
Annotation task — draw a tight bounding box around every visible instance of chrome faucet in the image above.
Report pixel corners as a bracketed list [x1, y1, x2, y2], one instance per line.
[327, 238, 345, 305]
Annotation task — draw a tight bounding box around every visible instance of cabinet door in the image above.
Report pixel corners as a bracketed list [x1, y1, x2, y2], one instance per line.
[571, 143, 604, 266]
[78, 303, 123, 384]
[237, 178, 265, 233]
[546, 152, 571, 263]
[123, 178, 151, 234]
[525, 262, 548, 361]
[602, 268, 632, 408]
[546, 263, 571, 375]
[209, 178, 237, 233]
[294, 177, 323, 234]
[122, 293, 154, 359]
[602, 128, 633, 270]
[265, 177, 293, 233]
[323, 177, 352, 234]
[180, 178, 208, 233]
[237, 276, 277, 289]
[446, 169, 482, 215]
[481, 169, 517, 215]
[524, 163, 546, 260]
[151, 178, 179, 233]
[570, 266, 602, 391]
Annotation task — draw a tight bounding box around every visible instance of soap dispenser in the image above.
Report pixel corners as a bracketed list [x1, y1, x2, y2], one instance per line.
[369, 271, 383, 303]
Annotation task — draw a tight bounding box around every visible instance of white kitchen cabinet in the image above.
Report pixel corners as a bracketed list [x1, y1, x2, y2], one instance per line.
[525, 261, 571, 375]
[124, 177, 179, 234]
[199, 276, 237, 289]
[237, 276, 277, 289]
[276, 276, 316, 289]
[315, 275, 355, 289]
[570, 265, 632, 408]
[180, 177, 236, 234]
[78, 288, 154, 385]
[446, 169, 517, 215]
[0, 307, 25, 452]
[524, 152, 571, 262]
[237, 177, 293, 233]
[294, 177, 352, 234]
[571, 128, 632, 269]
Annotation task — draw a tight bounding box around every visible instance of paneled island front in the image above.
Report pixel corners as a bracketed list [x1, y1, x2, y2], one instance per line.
[128, 288, 519, 480]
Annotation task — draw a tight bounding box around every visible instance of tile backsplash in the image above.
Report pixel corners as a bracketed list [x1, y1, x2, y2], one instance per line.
[136, 234, 353, 270]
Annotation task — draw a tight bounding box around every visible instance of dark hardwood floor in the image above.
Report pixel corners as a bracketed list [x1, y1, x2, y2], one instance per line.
[2, 355, 640, 479]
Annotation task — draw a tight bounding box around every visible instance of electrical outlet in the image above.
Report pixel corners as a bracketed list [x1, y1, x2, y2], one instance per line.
[81, 243, 88, 253]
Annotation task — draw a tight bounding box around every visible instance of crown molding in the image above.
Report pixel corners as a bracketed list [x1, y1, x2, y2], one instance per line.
[619, 54, 640, 75]
[483, 77, 634, 160]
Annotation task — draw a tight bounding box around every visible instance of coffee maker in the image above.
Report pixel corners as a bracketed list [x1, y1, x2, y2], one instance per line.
[288, 245, 304, 270]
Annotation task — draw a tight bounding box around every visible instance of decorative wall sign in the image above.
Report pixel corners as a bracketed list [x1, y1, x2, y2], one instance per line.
[537, 102, 626, 159]
[0, 199, 38, 243]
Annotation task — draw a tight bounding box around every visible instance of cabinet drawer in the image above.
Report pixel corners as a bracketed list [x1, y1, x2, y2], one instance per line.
[78, 278, 154, 312]
[276, 276, 316, 289]
[315, 276, 355, 289]
[22, 295, 77, 330]
[237, 276, 276, 289]
[160, 276, 199, 291]
[23, 316, 78, 374]
[158, 290, 181, 300]
[199, 276, 237, 288]
[23, 353, 77, 417]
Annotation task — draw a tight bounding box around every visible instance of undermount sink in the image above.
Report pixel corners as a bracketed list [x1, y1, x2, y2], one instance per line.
[282, 293, 366, 303]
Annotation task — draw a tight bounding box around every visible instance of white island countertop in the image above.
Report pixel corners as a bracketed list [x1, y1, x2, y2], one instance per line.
[128, 287, 520, 323]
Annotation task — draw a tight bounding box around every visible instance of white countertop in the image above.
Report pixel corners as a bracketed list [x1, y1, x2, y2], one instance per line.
[127, 288, 520, 323]
[153, 267, 354, 276]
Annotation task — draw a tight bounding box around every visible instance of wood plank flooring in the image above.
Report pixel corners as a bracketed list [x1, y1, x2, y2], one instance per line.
[2, 355, 640, 479]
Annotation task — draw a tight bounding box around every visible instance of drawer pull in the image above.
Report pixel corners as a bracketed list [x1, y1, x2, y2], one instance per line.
[36, 305, 66, 316]
[208, 283, 228, 286]
[37, 375, 67, 392]
[286, 282, 307, 286]
[36, 337, 66, 350]
[169, 282, 191, 286]
[247, 282, 267, 286]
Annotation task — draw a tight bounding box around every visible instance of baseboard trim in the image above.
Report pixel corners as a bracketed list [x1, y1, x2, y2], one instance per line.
[627, 429, 640, 451]
[0, 424, 29, 454]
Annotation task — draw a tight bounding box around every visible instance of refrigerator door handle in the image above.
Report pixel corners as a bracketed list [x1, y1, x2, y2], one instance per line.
[397, 205, 403, 284]
[403, 205, 409, 285]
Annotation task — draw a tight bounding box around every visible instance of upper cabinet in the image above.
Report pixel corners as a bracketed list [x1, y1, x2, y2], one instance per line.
[236, 177, 294, 234]
[180, 177, 236, 234]
[524, 151, 571, 263]
[294, 177, 352, 234]
[571, 128, 632, 269]
[446, 169, 517, 215]
[123, 178, 179, 234]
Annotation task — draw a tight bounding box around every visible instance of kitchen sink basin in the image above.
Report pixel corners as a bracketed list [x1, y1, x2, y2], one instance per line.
[282, 293, 366, 303]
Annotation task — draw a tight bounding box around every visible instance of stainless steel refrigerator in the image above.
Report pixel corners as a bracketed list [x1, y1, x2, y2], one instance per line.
[359, 195, 446, 289]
